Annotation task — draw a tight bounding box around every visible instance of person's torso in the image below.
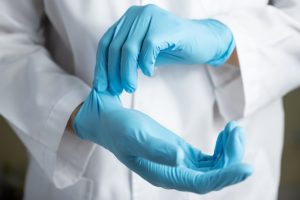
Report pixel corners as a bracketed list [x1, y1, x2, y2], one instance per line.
[28, 1, 283, 200]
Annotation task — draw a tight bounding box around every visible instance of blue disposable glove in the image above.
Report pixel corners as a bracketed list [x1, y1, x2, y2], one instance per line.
[73, 89, 252, 194]
[93, 4, 235, 95]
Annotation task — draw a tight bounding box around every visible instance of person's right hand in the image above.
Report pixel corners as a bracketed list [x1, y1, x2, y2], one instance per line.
[73, 89, 252, 194]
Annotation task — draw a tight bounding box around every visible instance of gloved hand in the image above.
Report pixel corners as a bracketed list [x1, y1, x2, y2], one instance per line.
[93, 4, 235, 95]
[73, 89, 252, 194]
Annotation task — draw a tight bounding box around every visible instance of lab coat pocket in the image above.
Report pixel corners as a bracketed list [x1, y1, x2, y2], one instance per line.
[50, 177, 94, 200]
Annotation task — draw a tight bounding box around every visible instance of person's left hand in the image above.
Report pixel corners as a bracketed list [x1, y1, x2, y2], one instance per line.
[93, 4, 235, 95]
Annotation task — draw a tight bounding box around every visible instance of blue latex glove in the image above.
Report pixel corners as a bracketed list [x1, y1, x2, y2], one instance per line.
[73, 89, 252, 194]
[93, 4, 235, 95]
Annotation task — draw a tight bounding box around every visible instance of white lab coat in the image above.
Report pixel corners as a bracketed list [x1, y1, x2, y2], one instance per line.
[0, 0, 300, 199]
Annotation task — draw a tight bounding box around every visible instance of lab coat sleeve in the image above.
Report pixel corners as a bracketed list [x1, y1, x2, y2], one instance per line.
[0, 0, 95, 188]
[207, 0, 300, 120]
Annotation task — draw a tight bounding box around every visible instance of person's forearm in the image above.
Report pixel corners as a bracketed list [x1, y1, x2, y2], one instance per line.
[226, 48, 239, 67]
[66, 103, 83, 133]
